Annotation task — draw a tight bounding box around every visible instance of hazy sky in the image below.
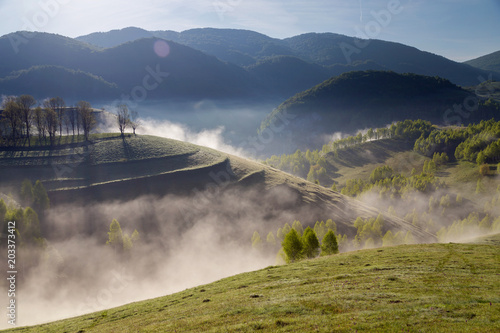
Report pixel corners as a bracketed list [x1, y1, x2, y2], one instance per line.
[0, 0, 499, 61]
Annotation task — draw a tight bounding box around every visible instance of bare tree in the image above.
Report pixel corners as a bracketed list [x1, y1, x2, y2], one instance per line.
[76, 106, 81, 136]
[2, 97, 22, 144]
[63, 110, 71, 135]
[116, 104, 130, 137]
[17, 95, 36, 147]
[33, 106, 46, 143]
[44, 107, 58, 146]
[77, 101, 96, 141]
[67, 107, 77, 136]
[46, 97, 65, 136]
[130, 110, 140, 135]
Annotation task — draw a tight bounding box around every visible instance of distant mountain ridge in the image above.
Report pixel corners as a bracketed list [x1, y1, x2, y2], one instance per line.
[464, 50, 500, 74]
[76, 27, 498, 86]
[0, 32, 264, 103]
[0, 28, 498, 104]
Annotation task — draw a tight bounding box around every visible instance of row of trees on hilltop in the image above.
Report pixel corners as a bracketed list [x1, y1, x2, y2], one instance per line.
[116, 104, 140, 136]
[0, 95, 97, 146]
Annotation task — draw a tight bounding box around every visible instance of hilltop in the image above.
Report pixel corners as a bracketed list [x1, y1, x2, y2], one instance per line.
[5, 237, 499, 332]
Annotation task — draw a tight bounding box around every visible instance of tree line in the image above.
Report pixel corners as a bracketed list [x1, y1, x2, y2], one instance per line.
[252, 214, 425, 264]
[264, 119, 434, 184]
[1, 95, 97, 146]
[0, 179, 49, 248]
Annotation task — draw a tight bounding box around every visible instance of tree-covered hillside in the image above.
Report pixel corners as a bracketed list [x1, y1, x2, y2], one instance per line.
[259, 71, 500, 153]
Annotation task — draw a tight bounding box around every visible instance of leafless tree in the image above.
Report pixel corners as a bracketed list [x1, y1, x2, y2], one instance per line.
[130, 110, 140, 135]
[33, 106, 46, 143]
[77, 101, 96, 141]
[2, 97, 22, 143]
[17, 95, 36, 146]
[116, 104, 130, 137]
[44, 107, 58, 145]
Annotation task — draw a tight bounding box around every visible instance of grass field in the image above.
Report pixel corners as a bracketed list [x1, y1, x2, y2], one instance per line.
[5, 235, 499, 332]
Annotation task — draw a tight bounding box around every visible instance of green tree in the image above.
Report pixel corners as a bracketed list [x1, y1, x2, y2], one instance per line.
[33, 180, 49, 211]
[22, 207, 40, 241]
[497, 162, 500, 175]
[20, 179, 34, 206]
[292, 220, 303, 236]
[0, 199, 6, 221]
[306, 167, 316, 183]
[251, 231, 262, 250]
[266, 232, 276, 247]
[320, 230, 338, 256]
[325, 219, 337, 234]
[282, 228, 303, 263]
[314, 221, 327, 242]
[439, 194, 450, 208]
[131, 229, 140, 243]
[404, 230, 416, 244]
[476, 151, 486, 165]
[302, 227, 320, 258]
[382, 230, 395, 247]
[123, 234, 133, 251]
[107, 219, 124, 251]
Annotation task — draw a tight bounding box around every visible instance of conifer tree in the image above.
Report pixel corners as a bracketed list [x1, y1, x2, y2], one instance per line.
[282, 228, 303, 263]
[320, 230, 338, 256]
[302, 227, 320, 258]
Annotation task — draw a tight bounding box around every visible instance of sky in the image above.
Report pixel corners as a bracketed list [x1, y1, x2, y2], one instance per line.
[0, 0, 499, 62]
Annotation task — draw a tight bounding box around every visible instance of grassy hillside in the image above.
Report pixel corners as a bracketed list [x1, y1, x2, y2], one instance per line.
[0, 134, 433, 241]
[5, 238, 499, 332]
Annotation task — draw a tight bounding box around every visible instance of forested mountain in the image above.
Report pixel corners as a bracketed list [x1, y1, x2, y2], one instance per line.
[76, 27, 498, 86]
[0, 65, 119, 101]
[1, 28, 498, 103]
[464, 49, 500, 74]
[259, 70, 500, 153]
[0, 32, 263, 102]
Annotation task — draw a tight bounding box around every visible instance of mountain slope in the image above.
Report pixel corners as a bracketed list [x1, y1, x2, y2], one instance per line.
[259, 70, 498, 153]
[283, 33, 497, 85]
[7, 240, 499, 332]
[0, 65, 119, 101]
[464, 50, 500, 74]
[0, 134, 433, 241]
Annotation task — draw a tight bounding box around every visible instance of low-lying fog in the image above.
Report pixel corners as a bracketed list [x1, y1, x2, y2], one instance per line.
[100, 100, 278, 158]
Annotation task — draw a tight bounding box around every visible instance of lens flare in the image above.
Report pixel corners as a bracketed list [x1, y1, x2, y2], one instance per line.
[154, 40, 170, 58]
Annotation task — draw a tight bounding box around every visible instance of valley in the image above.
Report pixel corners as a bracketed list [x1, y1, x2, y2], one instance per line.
[0, 19, 499, 332]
